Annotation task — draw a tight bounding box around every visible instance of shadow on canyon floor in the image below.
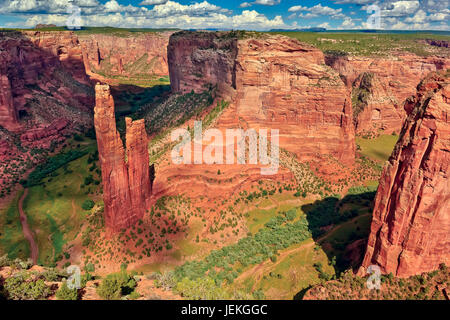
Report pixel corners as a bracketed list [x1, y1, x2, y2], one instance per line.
[111, 84, 171, 117]
[301, 191, 375, 276]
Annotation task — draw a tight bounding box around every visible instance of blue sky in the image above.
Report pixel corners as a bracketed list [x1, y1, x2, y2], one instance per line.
[0, 0, 448, 30]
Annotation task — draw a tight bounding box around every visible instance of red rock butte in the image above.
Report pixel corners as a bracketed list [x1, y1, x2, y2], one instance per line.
[360, 71, 450, 277]
[94, 83, 152, 232]
[168, 31, 355, 166]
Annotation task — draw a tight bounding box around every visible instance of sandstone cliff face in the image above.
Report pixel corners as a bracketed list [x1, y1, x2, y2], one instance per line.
[80, 32, 172, 79]
[360, 71, 450, 277]
[234, 36, 355, 165]
[94, 83, 152, 232]
[0, 31, 94, 133]
[25, 31, 90, 84]
[327, 54, 450, 135]
[168, 31, 237, 96]
[169, 32, 355, 165]
[0, 72, 18, 131]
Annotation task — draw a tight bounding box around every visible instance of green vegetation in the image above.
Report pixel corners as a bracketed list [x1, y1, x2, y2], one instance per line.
[0, 191, 30, 260]
[81, 200, 95, 211]
[174, 210, 312, 285]
[22, 137, 101, 266]
[22, 150, 88, 188]
[274, 32, 450, 57]
[357, 134, 399, 162]
[305, 264, 449, 300]
[55, 281, 78, 300]
[175, 277, 229, 300]
[137, 87, 215, 136]
[114, 85, 171, 116]
[2, 272, 50, 300]
[96, 269, 138, 300]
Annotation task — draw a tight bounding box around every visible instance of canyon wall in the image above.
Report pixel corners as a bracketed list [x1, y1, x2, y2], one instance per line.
[94, 83, 152, 232]
[0, 72, 18, 131]
[168, 31, 237, 96]
[0, 31, 93, 133]
[359, 71, 450, 277]
[79, 32, 172, 79]
[327, 54, 449, 135]
[169, 31, 355, 165]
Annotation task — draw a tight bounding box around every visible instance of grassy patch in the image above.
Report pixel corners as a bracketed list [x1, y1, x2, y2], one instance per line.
[23, 138, 100, 266]
[357, 134, 399, 162]
[0, 190, 30, 259]
[273, 32, 450, 57]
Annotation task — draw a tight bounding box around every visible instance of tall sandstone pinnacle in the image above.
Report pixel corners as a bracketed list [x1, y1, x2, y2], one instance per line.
[94, 83, 152, 232]
[360, 71, 450, 277]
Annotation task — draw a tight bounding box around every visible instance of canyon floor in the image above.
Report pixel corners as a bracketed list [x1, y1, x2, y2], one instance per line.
[0, 28, 448, 300]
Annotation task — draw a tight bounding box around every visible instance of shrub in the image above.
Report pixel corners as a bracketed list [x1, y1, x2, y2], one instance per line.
[4, 273, 50, 300]
[154, 271, 177, 291]
[175, 277, 228, 300]
[24, 150, 88, 187]
[73, 134, 84, 142]
[82, 200, 95, 211]
[84, 262, 95, 273]
[97, 276, 122, 300]
[56, 281, 78, 300]
[0, 254, 11, 267]
[97, 270, 137, 300]
[40, 268, 67, 282]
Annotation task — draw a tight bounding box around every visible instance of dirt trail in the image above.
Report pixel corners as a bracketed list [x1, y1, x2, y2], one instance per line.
[18, 188, 38, 264]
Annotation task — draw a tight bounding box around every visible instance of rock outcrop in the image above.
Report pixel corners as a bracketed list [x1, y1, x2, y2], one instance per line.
[0, 30, 94, 131]
[0, 72, 18, 131]
[327, 54, 449, 135]
[94, 83, 152, 232]
[169, 31, 355, 165]
[20, 119, 69, 149]
[168, 31, 237, 96]
[359, 70, 450, 277]
[79, 32, 172, 79]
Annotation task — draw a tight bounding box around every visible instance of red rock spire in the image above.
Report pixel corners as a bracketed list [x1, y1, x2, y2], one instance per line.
[360, 71, 450, 277]
[94, 83, 152, 232]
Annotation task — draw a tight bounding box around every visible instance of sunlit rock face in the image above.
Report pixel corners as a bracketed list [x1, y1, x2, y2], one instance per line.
[169, 31, 355, 166]
[360, 71, 450, 278]
[79, 32, 173, 78]
[326, 54, 450, 136]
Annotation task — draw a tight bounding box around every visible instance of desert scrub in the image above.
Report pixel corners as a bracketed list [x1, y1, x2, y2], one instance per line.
[173, 210, 312, 285]
[3, 272, 50, 300]
[55, 281, 78, 300]
[175, 277, 229, 300]
[97, 269, 137, 300]
[23, 150, 88, 187]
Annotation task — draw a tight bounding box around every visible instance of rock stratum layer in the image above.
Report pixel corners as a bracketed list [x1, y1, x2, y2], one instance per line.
[94, 83, 152, 232]
[360, 71, 450, 277]
[327, 54, 450, 135]
[169, 31, 355, 165]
